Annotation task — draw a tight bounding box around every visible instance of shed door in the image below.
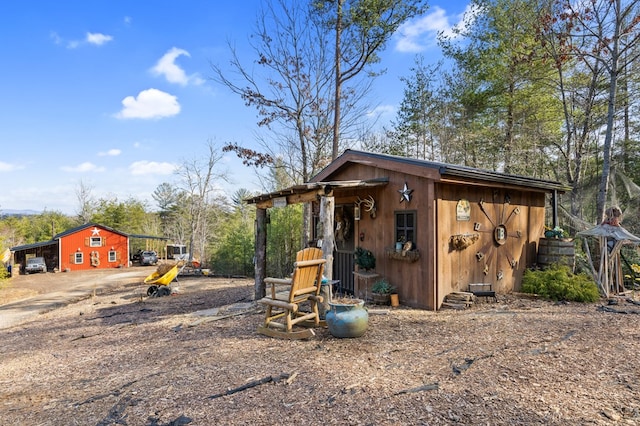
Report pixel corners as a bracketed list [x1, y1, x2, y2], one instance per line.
[333, 205, 355, 295]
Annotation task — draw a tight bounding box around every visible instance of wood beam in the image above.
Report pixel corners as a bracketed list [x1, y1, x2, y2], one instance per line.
[319, 196, 335, 279]
[254, 208, 267, 300]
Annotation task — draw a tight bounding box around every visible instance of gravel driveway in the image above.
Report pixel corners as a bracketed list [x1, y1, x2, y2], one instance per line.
[0, 267, 154, 329]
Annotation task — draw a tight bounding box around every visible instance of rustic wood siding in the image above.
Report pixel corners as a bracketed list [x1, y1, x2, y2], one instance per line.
[435, 184, 546, 307]
[314, 160, 548, 311]
[60, 226, 129, 272]
[330, 164, 436, 310]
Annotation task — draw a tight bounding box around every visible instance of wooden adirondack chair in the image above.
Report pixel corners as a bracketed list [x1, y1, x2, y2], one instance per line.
[257, 247, 326, 339]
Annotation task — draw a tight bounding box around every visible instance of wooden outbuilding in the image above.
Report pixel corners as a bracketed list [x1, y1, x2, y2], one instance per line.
[11, 223, 130, 273]
[248, 150, 567, 310]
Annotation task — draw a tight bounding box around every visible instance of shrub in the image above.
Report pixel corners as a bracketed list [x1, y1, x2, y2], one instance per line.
[522, 265, 600, 303]
[372, 279, 395, 294]
[354, 247, 376, 271]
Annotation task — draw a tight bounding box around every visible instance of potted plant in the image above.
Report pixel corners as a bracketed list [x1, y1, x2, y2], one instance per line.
[354, 247, 376, 271]
[371, 279, 395, 305]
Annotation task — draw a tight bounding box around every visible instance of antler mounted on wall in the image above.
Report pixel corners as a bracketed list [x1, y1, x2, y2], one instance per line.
[355, 195, 377, 219]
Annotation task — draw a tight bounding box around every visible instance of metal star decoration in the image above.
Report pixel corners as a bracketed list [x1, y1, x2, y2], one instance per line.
[398, 182, 413, 203]
[91, 227, 101, 236]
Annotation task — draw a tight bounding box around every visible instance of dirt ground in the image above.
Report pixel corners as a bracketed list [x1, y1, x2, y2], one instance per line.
[1, 270, 640, 425]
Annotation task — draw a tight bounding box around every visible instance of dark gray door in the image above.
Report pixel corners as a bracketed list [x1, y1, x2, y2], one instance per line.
[333, 205, 355, 295]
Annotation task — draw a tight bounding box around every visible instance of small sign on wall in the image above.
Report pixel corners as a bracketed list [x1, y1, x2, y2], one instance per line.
[273, 197, 287, 208]
[456, 199, 471, 221]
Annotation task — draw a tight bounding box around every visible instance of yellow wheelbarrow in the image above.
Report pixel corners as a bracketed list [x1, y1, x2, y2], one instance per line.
[144, 264, 182, 297]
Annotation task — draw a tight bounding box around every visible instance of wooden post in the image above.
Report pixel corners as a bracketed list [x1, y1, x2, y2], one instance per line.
[254, 208, 267, 301]
[319, 195, 335, 279]
[302, 202, 312, 248]
[599, 236, 609, 298]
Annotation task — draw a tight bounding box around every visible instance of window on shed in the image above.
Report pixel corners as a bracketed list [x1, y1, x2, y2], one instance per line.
[74, 252, 84, 264]
[90, 237, 102, 247]
[395, 211, 416, 245]
[108, 251, 117, 262]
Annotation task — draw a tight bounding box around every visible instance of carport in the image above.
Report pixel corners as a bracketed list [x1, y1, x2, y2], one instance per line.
[10, 240, 59, 274]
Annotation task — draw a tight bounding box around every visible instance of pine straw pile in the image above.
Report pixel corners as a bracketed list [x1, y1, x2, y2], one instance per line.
[155, 262, 177, 276]
[1, 278, 640, 425]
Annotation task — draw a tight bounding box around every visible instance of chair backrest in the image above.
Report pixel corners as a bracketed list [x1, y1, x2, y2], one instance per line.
[288, 247, 326, 301]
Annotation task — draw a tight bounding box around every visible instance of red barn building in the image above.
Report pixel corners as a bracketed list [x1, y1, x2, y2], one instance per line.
[11, 223, 131, 273]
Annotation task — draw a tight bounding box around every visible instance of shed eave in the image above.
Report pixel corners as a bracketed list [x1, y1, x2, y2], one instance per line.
[245, 177, 389, 205]
[310, 150, 567, 194]
[437, 166, 570, 193]
[10, 240, 57, 252]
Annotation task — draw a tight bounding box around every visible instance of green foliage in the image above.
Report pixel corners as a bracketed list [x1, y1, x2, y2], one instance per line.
[382, 56, 443, 159]
[620, 247, 640, 289]
[521, 265, 600, 303]
[439, 0, 562, 173]
[267, 204, 304, 277]
[354, 247, 375, 270]
[210, 191, 256, 277]
[91, 197, 149, 234]
[0, 266, 9, 282]
[0, 211, 74, 248]
[30, 210, 75, 242]
[372, 278, 395, 294]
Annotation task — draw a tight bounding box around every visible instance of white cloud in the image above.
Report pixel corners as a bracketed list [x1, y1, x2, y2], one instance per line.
[61, 162, 106, 173]
[0, 161, 23, 172]
[98, 149, 122, 157]
[151, 47, 204, 86]
[123, 16, 132, 25]
[395, 7, 451, 53]
[394, 5, 479, 53]
[52, 31, 114, 49]
[129, 160, 177, 176]
[50, 31, 62, 45]
[86, 32, 113, 46]
[114, 88, 181, 119]
[367, 104, 395, 118]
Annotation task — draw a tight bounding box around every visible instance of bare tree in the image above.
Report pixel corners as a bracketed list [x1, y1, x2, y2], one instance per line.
[74, 180, 95, 224]
[553, 0, 640, 221]
[175, 141, 228, 264]
[212, 0, 335, 184]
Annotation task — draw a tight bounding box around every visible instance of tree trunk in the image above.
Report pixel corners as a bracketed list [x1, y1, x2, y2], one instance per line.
[331, 0, 343, 160]
[596, 0, 622, 223]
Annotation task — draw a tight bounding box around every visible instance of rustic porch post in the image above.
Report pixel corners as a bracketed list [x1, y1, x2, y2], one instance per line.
[319, 195, 335, 279]
[254, 207, 267, 301]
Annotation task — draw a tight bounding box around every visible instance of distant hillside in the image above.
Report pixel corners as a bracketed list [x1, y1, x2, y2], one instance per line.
[1, 209, 41, 217]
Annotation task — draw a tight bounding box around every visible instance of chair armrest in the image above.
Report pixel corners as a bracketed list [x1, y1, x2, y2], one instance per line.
[293, 259, 327, 268]
[265, 277, 292, 298]
[264, 278, 292, 285]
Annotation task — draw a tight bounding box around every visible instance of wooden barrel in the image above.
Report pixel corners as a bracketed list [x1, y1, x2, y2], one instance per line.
[537, 238, 575, 268]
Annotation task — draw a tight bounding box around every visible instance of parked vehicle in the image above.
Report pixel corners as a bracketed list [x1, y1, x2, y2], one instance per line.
[25, 257, 47, 274]
[166, 244, 189, 261]
[131, 249, 143, 262]
[140, 251, 158, 266]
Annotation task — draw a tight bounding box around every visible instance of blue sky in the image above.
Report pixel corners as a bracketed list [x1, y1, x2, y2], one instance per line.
[0, 0, 471, 215]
